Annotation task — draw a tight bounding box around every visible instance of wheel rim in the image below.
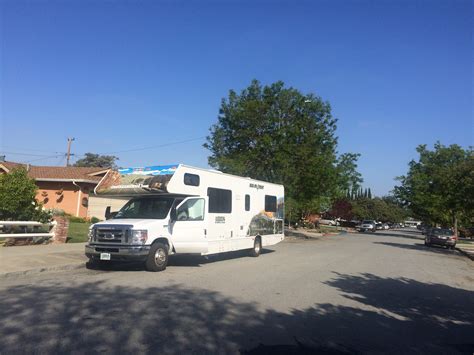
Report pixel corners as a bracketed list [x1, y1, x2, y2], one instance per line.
[154, 248, 166, 265]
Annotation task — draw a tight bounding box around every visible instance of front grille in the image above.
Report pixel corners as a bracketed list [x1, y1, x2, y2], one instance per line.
[97, 229, 123, 243]
[93, 225, 132, 244]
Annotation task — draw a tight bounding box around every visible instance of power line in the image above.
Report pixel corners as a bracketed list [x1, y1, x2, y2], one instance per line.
[101, 136, 206, 155]
[0, 151, 61, 158]
[2, 135, 206, 161]
[56, 154, 66, 166]
[25, 154, 64, 163]
[0, 146, 62, 154]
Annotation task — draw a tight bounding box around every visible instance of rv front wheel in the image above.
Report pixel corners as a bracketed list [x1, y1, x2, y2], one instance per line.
[249, 237, 262, 257]
[145, 242, 169, 272]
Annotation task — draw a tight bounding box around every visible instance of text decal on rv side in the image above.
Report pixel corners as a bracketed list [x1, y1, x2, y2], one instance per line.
[215, 216, 225, 224]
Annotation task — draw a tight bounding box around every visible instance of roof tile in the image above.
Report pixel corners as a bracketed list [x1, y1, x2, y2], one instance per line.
[0, 161, 109, 183]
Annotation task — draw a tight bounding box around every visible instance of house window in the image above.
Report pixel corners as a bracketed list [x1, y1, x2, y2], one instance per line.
[265, 195, 277, 212]
[184, 173, 200, 186]
[207, 188, 232, 213]
[245, 194, 250, 211]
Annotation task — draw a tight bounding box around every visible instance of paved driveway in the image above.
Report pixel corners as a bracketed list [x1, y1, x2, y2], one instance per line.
[1, 230, 473, 354]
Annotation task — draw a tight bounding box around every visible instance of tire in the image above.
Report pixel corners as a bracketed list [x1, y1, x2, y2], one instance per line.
[145, 242, 169, 272]
[249, 237, 262, 257]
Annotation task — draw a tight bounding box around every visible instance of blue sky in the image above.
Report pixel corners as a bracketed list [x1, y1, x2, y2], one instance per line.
[1, 0, 472, 196]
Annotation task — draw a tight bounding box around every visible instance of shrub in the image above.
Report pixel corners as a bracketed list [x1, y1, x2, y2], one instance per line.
[0, 168, 51, 223]
[68, 216, 88, 223]
[90, 217, 101, 224]
[49, 208, 66, 216]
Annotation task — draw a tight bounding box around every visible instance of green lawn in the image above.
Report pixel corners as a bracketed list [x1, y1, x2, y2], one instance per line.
[67, 222, 91, 243]
[319, 225, 339, 233]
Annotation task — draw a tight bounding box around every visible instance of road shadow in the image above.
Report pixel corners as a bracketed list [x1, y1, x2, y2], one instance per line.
[86, 249, 275, 271]
[319, 273, 474, 354]
[171, 249, 275, 267]
[1, 273, 473, 354]
[373, 241, 459, 256]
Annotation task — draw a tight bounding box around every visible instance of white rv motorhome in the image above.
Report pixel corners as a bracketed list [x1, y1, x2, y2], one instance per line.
[85, 164, 284, 271]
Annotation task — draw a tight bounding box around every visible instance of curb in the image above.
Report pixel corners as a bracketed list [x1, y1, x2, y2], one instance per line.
[323, 231, 346, 236]
[285, 230, 344, 239]
[0, 262, 86, 279]
[285, 231, 322, 239]
[456, 247, 474, 261]
[362, 232, 424, 241]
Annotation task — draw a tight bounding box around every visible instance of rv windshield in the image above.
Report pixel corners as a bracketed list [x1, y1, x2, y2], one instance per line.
[114, 197, 174, 219]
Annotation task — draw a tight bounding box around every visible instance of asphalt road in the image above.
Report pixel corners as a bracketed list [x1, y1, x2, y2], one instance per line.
[1, 229, 473, 354]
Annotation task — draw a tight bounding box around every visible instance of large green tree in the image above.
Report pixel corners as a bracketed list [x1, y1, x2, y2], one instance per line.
[204, 80, 359, 215]
[351, 197, 407, 222]
[74, 153, 118, 169]
[394, 143, 473, 235]
[0, 168, 50, 222]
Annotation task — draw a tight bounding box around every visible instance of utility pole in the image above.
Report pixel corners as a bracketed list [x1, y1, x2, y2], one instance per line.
[66, 137, 75, 166]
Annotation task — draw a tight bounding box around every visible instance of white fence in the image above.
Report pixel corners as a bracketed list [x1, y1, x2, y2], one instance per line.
[0, 221, 55, 239]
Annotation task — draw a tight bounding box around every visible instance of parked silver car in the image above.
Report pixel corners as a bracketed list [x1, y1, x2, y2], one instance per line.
[359, 220, 377, 233]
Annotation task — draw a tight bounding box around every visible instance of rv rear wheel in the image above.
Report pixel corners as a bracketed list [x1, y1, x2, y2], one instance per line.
[249, 237, 262, 257]
[145, 242, 169, 272]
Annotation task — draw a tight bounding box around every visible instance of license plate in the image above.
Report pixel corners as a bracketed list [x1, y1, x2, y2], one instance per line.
[100, 253, 111, 260]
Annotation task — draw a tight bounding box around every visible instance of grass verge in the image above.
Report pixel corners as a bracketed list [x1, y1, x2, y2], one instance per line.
[67, 222, 91, 243]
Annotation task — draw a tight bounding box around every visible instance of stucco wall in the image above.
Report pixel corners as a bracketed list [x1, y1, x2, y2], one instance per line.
[36, 181, 96, 218]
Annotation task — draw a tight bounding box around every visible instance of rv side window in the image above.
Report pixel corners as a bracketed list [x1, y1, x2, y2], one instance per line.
[265, 195, 277, 212]
[184, 173, 200, 186]
[245, 194, 250, 211]
[208, 188, 232, 213]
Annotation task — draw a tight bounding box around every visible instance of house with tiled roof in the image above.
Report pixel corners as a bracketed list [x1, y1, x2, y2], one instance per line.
[0, 161, 111, 218]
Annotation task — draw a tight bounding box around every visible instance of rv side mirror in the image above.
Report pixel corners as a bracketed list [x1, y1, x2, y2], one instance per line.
[170, 208, 177, 222]
[105, 206, 111, 220]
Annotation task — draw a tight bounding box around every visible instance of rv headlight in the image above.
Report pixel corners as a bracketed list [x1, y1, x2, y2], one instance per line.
[131, 230, 148, 245]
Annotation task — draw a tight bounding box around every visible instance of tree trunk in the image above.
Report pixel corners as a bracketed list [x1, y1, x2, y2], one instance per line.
[454, 214, 458, 237]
